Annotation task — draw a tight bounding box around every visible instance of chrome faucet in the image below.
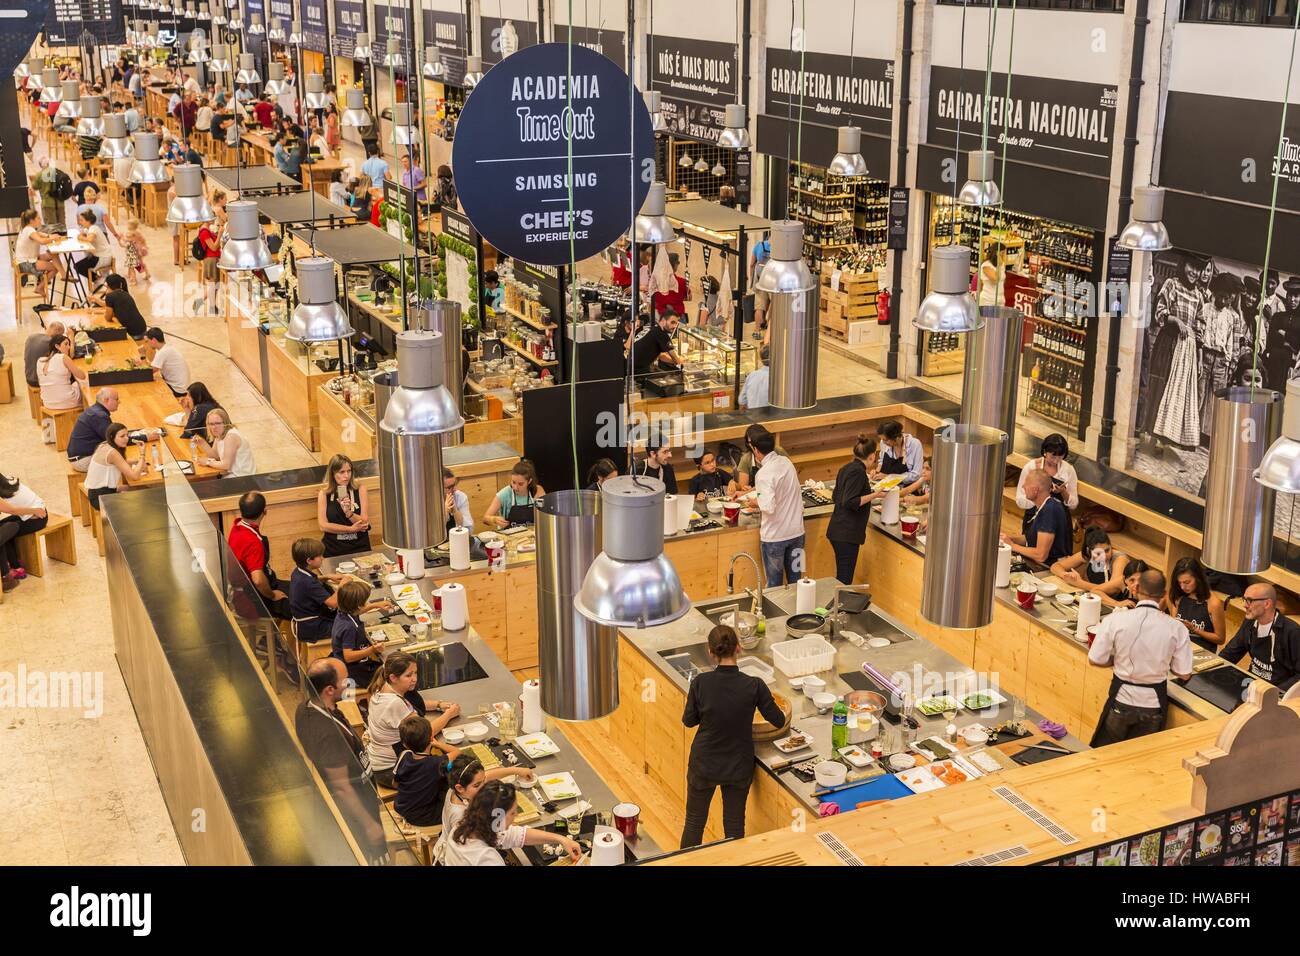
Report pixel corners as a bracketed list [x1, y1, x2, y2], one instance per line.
[726, 552, 763, 614]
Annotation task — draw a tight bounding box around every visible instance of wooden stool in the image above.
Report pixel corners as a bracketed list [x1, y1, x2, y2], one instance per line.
[80, 484, 104, 556]
[27, 385, 42, 422]
[12, 261, 27, 318]
[40, 406, 79, 452]
[68, 468, 86, 522]
[0, 359, 12, 403]
[104, 180, 128, 220]
[15, 515, 77, 577]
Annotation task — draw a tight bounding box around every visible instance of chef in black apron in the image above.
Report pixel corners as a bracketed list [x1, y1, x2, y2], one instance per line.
[1086, 569, 1194, 747]
[1220, 584, 1300, 694]
[872, 421, 922, 484]
[319, 458, 372, 557]
[485, 462, 543, 529]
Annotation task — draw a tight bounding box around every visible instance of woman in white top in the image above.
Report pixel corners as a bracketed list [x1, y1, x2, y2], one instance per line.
[327, 170, 348, 209]
[0, 474, 48, 588]
[85, 423, 150, 510]
[432, 753, 538, 864]
[14, 209, 62, 297]
[1015, 432, 1080, 511]
[73, 209, 113, 285]
[37, 334, 87, 411]
[364, 653, 460, 789]
[442, 780, 581, 867]
[194, 408, 255, 477]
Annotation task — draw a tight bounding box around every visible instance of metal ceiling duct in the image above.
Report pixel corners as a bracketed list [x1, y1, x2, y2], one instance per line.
[645, 90, 667, 132]
[1203, 387, 1281, 574]
[217, 199, 275, 271]
[717, 103, 751, 149]
[264, 62, 290, 96]
[957, 149, 1002, 207]
[235, 53, 261, 85]
[76, 96, 105, 136]
[462, 54, 483, 88]
[537, 490, 619, 721]
[129, 132, 169, 184]
[38, 69, 62, 103]
[418, 299, 465, 446]
[962, 306, 1025, 438]
[423, 46, 445, 78]
[827, 125, 868, 177]
[352, 32, 372, 61]
[304, 73, 329, 109]
[340, 88, 371, 127]
[915, 244, 982, 333]
[392, 102, 418, 146]
[166, 163, 216, 224]
[287, 256, 354, 342]
[763, 221, 819, 410]
[98, 114, 134, 158]
[920, 423, 1007, 629]
[1257, 379, 1300, 494]
[55, 81, 82, 118]
[574, 476, 691, 629]
[1117, 185, 1172, 252]
[634, 182, 676, 244]
[379, 330, 465, 551]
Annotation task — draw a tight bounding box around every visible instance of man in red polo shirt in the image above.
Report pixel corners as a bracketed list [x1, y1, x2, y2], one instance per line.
[253, 95, 275, 130]
[228, 491, 290, 619]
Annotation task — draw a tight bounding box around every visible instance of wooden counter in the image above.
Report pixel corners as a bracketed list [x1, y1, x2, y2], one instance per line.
[241, 130, 347, 199]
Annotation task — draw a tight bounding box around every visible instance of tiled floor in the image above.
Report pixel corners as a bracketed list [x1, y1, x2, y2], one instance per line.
[0, 127, 894, 864]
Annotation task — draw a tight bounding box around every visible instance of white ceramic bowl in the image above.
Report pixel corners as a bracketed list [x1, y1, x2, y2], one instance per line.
[512, 770, 536, 789]
[814, 760, 847, 789]
[1037, 582, 1059, 598]
[461, 722, 490, 742]
[962, 729, 989, 746]
[802, 675, 827, 699]
[1055, 592, 1075, 605]
[707, 499, 725, 514]
[889, 753, 917, 771]
[337, 561, 358, 573]
[385, 572, 406, 585]
[812, 691, 837, 713]
[442, 728, 466, 745]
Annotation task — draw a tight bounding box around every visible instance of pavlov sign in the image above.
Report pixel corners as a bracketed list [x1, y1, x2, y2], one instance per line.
[452, 42, 654, 266]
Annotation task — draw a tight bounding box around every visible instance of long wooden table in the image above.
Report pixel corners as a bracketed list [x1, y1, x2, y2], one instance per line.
[241, 130, 347, 199]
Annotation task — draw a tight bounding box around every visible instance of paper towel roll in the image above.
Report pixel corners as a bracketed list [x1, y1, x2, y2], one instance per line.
[401, 548, 425, 580]
[995, 543, 1013, 589]
[520, 678, 545, 733]
[881, 488, 900, 525]
[1076, 592, 1102, 633]
[448, 526, 471, 571]
[795, 578, 818, 615]
[590, 827, 624, 866]
[677, 492, 694, 531]
[663, 495, 678, 535]
[440, 581, 468, 631]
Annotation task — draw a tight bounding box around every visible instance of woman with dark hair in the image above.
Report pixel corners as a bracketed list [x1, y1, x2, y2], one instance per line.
[37, 334, 87, 411]
[444, 780, 581, 866]
[432, 752, 538, 863]
[317, 454, 372, 556]
[0, 474, 48, 591]
[1015, 433, 1079, 512]
[84, 422, 150, 510]
[680, 625, 787, 848]
[1051, 527, 1131, 605]
[826, 433, 885, 585]
[1115, 558, 1150, 607]
[179, 382, 218, 439]
[484, 460, 545, 528]
[585, 458, 619, 491]
[1165, 556, 1226, 649]
[365, 652, 460, 789]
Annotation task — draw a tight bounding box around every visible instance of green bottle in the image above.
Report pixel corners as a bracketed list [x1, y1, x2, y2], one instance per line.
[831, 700, 848, 751]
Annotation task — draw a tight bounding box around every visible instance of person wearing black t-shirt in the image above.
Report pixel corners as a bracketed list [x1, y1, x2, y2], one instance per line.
[89, 274, 147, 340]
[689, 451, 733, 500]
[1001, 469, 1073, 568]
[288, 537, 340, 645]
[636, 442, 678, 494]
[179, 382, 219, 440]
[630, 307, 683, 373]
[393, 714, 455, 828]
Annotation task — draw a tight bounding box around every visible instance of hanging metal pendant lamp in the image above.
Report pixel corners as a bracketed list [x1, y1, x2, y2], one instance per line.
[1201, 387, 1282, 573]
[76, 96, 106, 136]
[189, 38, 211, 63]
[218, 199, 275, 271]
[417, 300, 466, 447]
[267, 17, 286, 41]
[38, 69, 62, 104]
[574, 476, 691, 629]
[760, 221, 819, 410]
[209, 43, 231, 73]
[828, 126, 868, 177]
[462, 54, 483, 88]
[645, 90, 668, 133]
[289, 20, 304, 44]
[422, 46, 445, 79]
[263, 62, 289, 96]
[958, 149, 1002, 207]
[920, 423, 1008, 629]
[55, 82, 82, 119]
[23, 59, 44, 89]
[1257, 379, 1300, 494]
[712, 161, 727, 177]
[235, 53, 260, 85]
[962, 306, 1025, 437]
[247, 12, 265, 34]
[304, 73, 329, 109]
[212, 2, 226, 25]
[167, 163, 216, 224]
[1117, 185, 1172, 251]
[129, 132, 169, 183]
[196, 0, 209, 17]
[392, 102, 418, 146]
[634, 182, 677, 244]
[227, 7, 242, 29]
[286, 256, 354, 342]
[340, 88, 371, 127]
[352, 31, 372, 60]
[915, 245, 982, 333]
[677, 148, 693, 168]
[717, 103, 750, 149]
[98, 114, 134, 158]
[383, 37, 404, 69]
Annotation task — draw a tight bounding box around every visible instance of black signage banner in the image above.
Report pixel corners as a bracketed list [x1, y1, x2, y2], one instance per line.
[442, 207, 478, 245]
[926, 67, 1117, 178]
[735, 148, 751, 206]
[480, 15, 539, 68]
[331, 0, 366, 58]
[46, 0, 127, 46]
[888, 186, 909, 251]
[0, 0, 45, 75]
[451, 42, 654, 265]
[373, 1, 413, 62]
[0, 84, 30, 217]
[267, 0, 294, 29]
[555, 24, 625, 67]
[762, 48, 892, 140]
[423, 8, 466, 86]
[648, 34, 738, 142]
[300, 0, 327, 53]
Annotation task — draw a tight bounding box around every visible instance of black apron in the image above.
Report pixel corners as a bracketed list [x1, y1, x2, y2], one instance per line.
[1176, 594, 1216, 650]
[878, 447, 908, 476]
[1085, 555, 1115, 586]
[503, 490, 535, 526]
[323, 486, 371, 557]
[1089, 606, 1171, 747]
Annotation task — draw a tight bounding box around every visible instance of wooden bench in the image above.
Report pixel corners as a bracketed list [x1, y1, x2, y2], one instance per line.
[67, 468, 86, 522]
[27, 384, 42, 422]
[41, 405, 79, 452]
[0, 358, 13, 403]
[15, 515, 77, 577]
[79, 483, 104, 556]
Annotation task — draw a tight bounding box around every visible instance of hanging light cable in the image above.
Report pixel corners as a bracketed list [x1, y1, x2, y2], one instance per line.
[828, 0, 867, 176]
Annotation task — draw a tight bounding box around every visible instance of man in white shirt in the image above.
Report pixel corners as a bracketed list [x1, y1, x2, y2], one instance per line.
[751, 429, 804, 587]
[444, 469, 474, 533]
[144, 327, 191, 397]
[1087, 569, 1193, 747]
[738, 346, 770, 410]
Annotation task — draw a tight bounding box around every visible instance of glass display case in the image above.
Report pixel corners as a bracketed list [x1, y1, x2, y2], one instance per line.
[677, 323, 759, 392]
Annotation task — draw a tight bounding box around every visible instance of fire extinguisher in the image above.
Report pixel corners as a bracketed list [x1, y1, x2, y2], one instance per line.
[877, 288, 891, 326]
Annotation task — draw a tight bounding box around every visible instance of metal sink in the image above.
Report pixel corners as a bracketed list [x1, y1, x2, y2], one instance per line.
[695, 593, 786, 627]
[658, 643, 716, 685]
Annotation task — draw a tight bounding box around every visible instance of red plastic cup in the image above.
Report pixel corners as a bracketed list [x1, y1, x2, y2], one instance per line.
[613, 802, 640, 839]
[1016, 582, 1038, 610]
[723, 503, 741, 527]
[900, 515, 919, 537]
[1086, 625, 1098, 648]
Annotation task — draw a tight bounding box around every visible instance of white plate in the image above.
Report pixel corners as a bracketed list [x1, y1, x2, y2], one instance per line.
[897, 765, 945, 792]
[888, 753, 916, 771]
[867, 637, 892, 649]
[515, 732, 560, 759]
[916, 695, 963, 717]
[774, 732, 814, 755]
[391, 583, 421, 602]
[838, 745, 874, 768]
[538, 771, 582, 802]
[959, 689, 1008, 711]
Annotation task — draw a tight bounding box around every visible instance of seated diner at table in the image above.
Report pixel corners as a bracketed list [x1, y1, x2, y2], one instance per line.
[365, 653, 460, 789]
[288, 537, 342, 645]
[84, 423, 151, 509]
[178, 382, 219, 440]
[331, 580, 385, 687]
[1001, 469, 1073, 568]
[442, 780, 582, 866]
[433, 753, 539, 865]
[0, 474, 48, 591]
[1050, 528, 1131, 604]
[37, 334, 87, 411]
[193, 408, 256, 477]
